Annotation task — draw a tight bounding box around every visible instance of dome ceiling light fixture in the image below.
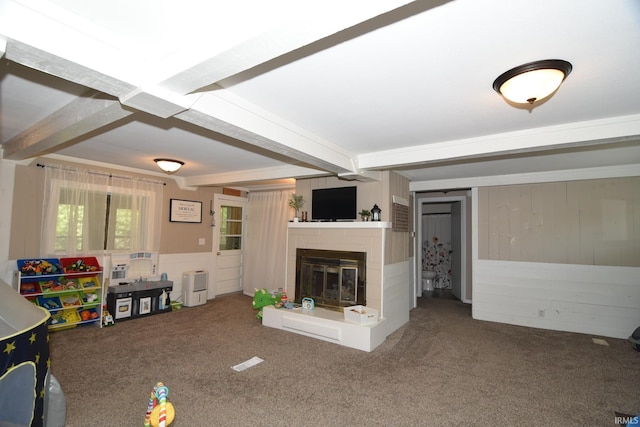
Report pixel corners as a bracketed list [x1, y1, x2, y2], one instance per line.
[154, 158, 184, 174]
[493, 59, 573, 105]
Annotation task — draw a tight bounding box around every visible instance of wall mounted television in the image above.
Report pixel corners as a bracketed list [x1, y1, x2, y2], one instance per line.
[311, 186, 357, 221]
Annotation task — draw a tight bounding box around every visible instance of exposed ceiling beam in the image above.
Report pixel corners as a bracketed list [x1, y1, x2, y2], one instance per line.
[3, 40, 135, 98]
[177, 91, 360, 176]
[358, 114, 640, 170]
[2, 90, 133, 160]
[183, 164, 328, 187]
[409, 164, 640, 192]
[158, 0, 435, 94]
[0, 0, 448, 180]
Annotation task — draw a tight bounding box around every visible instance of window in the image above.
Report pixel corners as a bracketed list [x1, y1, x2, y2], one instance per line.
[42, 167, 163, 256]
[54, 198, 85, 252]
[218, 205, 243, 250]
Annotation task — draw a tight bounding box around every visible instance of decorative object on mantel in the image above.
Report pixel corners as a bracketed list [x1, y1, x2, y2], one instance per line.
[288, 194, 305, 222]
[359, 209, 371, 221]
[371, 204, 382, 221]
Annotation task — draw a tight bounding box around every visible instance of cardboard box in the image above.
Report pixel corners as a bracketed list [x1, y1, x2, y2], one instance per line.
[343, 305, 379, 325]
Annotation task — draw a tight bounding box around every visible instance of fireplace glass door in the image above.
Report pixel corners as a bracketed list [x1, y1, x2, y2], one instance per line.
[301, 264, 358, 306]
[296, 249, 366, 309]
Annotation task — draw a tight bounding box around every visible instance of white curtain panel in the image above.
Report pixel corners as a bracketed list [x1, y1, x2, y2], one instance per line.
[243, 189, 293, 295]
[107, 176, 163, 252]
[41, 166, 163, 256]
[41, 166, 109, 256]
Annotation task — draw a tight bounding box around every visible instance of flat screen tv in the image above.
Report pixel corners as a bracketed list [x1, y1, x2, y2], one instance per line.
[312, 186, 357, 221]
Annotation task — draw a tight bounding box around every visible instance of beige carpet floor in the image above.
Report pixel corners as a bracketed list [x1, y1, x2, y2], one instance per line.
[49, 291, 640, 426]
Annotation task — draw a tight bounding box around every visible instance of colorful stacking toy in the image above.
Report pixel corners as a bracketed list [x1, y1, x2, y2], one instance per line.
[143, 382, 175, 427]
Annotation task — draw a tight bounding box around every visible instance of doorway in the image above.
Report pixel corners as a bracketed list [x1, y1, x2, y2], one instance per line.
[212, 193, 247, 297]
[414, 193, 471, 306]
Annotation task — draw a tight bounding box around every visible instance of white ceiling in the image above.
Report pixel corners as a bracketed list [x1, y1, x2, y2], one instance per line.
[1, 0, 639, 189]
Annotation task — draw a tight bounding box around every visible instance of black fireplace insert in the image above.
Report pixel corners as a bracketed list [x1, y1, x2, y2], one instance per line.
[295, 249, 366, 309]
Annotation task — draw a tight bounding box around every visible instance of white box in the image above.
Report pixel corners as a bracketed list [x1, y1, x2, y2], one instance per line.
[343, 305, 379, 325]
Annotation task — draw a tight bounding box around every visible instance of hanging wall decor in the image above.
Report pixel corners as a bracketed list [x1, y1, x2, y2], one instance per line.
[170, 199, 203, 223]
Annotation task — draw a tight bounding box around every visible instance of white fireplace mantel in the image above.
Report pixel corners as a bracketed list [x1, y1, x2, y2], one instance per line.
[288, 221, 391, 229]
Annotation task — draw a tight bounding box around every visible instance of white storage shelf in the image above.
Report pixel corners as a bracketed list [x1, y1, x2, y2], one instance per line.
[15, 258, 104, 331]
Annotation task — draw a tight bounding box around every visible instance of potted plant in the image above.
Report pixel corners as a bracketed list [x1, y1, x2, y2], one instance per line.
[288, 193, 305, 221]
[359, 209, 371, 221]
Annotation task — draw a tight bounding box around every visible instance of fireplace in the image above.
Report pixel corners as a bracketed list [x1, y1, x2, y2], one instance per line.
[295, 249, 366, 309]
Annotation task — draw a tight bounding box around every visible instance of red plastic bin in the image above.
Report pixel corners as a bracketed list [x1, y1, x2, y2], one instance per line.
[60, 257, 101, 277]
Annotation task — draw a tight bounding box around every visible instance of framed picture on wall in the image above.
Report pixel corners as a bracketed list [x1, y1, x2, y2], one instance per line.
[170, 199, 202, 223]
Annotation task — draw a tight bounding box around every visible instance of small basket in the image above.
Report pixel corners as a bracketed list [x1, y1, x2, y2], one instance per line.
[343, 305, 379, 325]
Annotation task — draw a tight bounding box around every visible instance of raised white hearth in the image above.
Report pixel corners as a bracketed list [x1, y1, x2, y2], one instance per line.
[259, 221, 410, 351]
[262, 305, 386, 352]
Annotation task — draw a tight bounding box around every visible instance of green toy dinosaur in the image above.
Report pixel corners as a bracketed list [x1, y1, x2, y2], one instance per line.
[252, 288, 279, 319]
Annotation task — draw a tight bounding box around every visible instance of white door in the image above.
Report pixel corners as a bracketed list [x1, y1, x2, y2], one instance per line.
[213, 194, 247, 296]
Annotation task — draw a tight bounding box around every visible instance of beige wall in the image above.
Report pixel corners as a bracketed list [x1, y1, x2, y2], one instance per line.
[384, 171, 410, 265]
[296, 171, 410, 265]
[478, 177, 640, 267]
[9, 159, 223, 259]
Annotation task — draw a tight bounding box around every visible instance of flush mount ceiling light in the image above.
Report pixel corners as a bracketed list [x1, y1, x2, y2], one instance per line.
[154, 158, 184, 174]
[493, 59, 572, 105]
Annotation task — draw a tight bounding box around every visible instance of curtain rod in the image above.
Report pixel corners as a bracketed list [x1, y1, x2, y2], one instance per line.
[36, 163, 166, 186]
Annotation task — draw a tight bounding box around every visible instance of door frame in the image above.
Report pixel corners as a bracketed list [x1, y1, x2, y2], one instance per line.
[414, 194, 469, 306]
[212, 193, 248, 297]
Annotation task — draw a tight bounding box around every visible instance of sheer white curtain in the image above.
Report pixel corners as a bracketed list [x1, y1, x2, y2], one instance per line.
[41, 166, 163, 257]
[243, 189, 293, 295]
[42, 166, 109, 257]
[107, 176, 163, 252]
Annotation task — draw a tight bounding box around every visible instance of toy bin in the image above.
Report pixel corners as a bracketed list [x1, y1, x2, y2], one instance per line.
[37, 295, 62, 312]
[60, 257, 101, 277]
[39, 278, 66, 293]
[49, 309, 80, 331]
[19, 280, 41, 295]
[78, 307, 100, 324]
[26, 296, 39, 306]
[80, 290, 101, 308]
[343, 305, 379, 325]
[59, 292, 83, 308]
[17, 258, 63, 276]
[78, 276, 100, 289]
[62, 277, 81, 290]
